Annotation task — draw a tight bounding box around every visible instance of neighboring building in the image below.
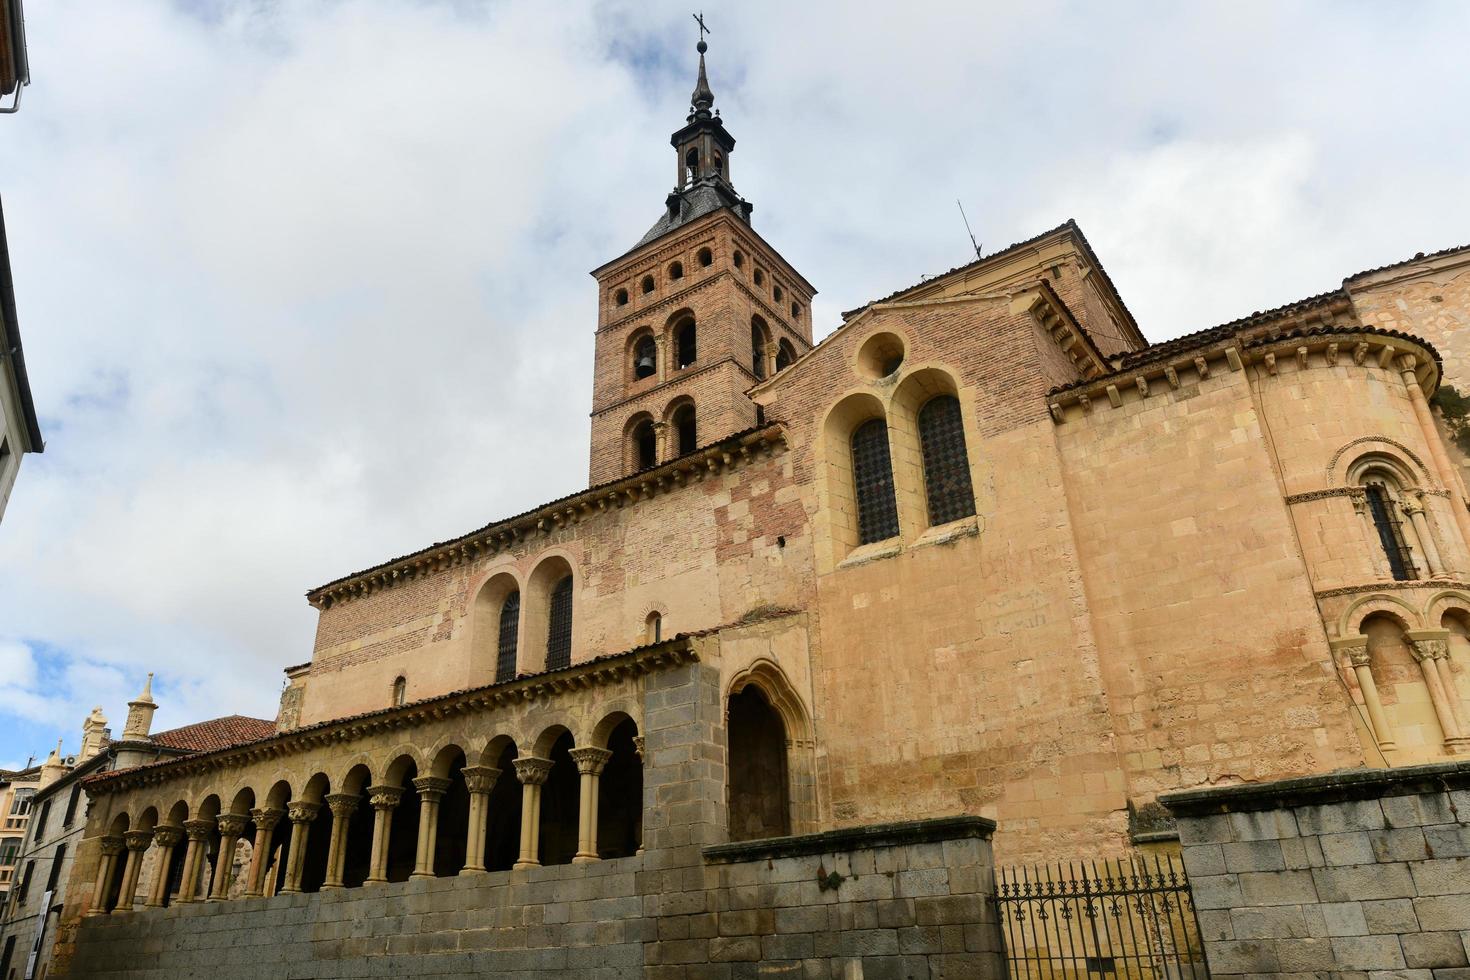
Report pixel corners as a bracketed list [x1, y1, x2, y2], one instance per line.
[0, 768, 38, 898]
[0, 0, 26, 114]
[43, 39, 1470, 978]
[0, 196, 43, 521]
[0, 682, 272, 980]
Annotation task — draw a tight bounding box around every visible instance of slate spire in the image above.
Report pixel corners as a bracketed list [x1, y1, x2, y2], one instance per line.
[690, 39, 714, 121]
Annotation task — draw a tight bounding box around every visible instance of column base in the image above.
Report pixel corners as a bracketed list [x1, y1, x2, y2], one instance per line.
[364, 876, 387, 885]
[279, 886, 300, 894]
[512, 860, 540, 870]
[1375, 740, 1397, 751]
[85, 908, 109, 917]
[458, 866, 487, 875]
[320, 882, 342, 890]
[572, 853, 599, 864]
[410, 870, 435, 879]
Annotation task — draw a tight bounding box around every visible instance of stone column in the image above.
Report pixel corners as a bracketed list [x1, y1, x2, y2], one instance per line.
[569, 747, 613, 863]
[175, 819, 214, 904]
[116, 830, 152, 912]
[410, 776, 451, 878]
[1419, 639, 1470, 751]
[512, 757, 553, 869]
[87, 835, 126, 916]
[654, 335, 668, 383]
[653, 421, 669, 465]
[1337, 639, 1396, 751]
[1402, 496, 1446, 578]
[207, 814, 248, 901]
[631, 736, 646, 856]
[1350, 490, 1393, 581]
[243, 807, 283, 898]
[321, 794, 359, 889]
[146, 826, 184, 908]
[365, 785, 403, 884]
[460, 767, 500, 874]
[280, 801, 320, 893]
[1409, 634, 1467, 751]
[1399, 355, 1470, 554]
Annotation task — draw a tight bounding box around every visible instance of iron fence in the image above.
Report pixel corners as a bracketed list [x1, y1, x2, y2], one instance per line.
[993, 855, 1209, 979]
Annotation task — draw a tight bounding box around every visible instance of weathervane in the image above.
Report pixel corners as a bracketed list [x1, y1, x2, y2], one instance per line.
[693, 11, 711, 47]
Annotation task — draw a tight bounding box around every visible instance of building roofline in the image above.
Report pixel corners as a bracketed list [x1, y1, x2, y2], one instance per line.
[1343, 241, 1470, 286]
[0, 196, 42, 453]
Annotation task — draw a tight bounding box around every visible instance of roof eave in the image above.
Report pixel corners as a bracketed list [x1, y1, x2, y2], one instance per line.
[0, 196, 42, 452]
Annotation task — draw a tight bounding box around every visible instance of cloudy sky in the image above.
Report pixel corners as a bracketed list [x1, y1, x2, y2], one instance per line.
[2, 0, 1468, 768]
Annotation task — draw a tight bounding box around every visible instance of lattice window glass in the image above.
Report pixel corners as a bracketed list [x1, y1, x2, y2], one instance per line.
[496, 591, 520, 683]
[546, 576, 574, 671]
[851, 418, 899, 545]
[1365, 483, 1417, 581]
[918, 395, 976, 526]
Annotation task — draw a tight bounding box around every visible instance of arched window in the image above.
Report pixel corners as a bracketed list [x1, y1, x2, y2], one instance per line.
[791, 302, 801, 319]
[773, 284, 783, 302]
[1363, 479, 1418, 581]
[726, 686, 790, 841]
[733, 251, 744, 270]
[546, 576, 573, 671]
[776, 339, 796, 372]
[673, 403, 697, 455]
[712, 151, 724, 177]
[754, 269, 765, 287]
[645, 612, 662, 644]
[697, 247, 713, 267]
[391, 676, 406, 708]
[496, 592, 520, 682]
[918, 395, 976, 526]
[632, 420, 657, 471]
[675, 318, 697, 369]
[632, 335, 657, 380]
[751, 317, 769, 380]
[685, 147, 699, 184]
[614, 288, 628, 307]
[669, 261, 684, 280]
[851, 418, 899, 544]
[641, 275, 655, 295]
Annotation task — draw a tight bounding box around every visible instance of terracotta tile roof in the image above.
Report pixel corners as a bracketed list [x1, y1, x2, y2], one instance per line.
[1345, 241, 1470, 283]
[148, 715, 277, 754]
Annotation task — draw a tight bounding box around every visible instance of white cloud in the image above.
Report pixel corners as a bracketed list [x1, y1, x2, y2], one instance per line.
[1, 0, 1468, 749]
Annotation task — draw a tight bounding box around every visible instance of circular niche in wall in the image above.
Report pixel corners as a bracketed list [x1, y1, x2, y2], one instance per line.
[856, 332, 906, 380]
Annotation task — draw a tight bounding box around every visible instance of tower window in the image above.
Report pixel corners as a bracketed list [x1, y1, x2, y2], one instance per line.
[791, 302, 801, 319]
[391, 676, 407, 708]
[918, 395, 977, 527]
[496, 591, 520, 683]
[697, 247, 713, 267]
[645, 612, 662, 644]
[632, 420, 657, 471]
[1364, 482, 1418, 581]
[675, 318, 697, 369]
[633, 335, 657, 380]
[776, 339, 796, 372]
[669, 261, 684, 280]
[754, 269, 765, 287]
[641, 275, 655, 295]
[851, 418, 900, 545]
[773, 284, 783, 302]
[614, 288, 629, 307]
[546, 576, 574, 671]
[685, 147, 699, 184]
[673, 403, 697, 455]
[713, 151, 724, 177]
[751, 317, 769, 380]
[733, 251, 744, 270]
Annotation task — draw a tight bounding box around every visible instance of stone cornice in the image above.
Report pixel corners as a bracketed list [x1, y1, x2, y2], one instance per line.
[1048, 328, 1441, 424]
[1313, 579, 1470, 600]
[1286, 486, 1448, 506]
[306, 424, 787, 609]
[84, 638, 703, 797]
[1018, 280, 1109, 382]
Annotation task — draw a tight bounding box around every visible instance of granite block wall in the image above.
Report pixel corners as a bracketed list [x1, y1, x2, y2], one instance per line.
[1162, 760, 1470, 980]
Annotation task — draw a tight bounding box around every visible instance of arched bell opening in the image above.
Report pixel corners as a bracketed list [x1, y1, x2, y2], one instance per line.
[597, 718, 643, 858]
[726, 686, 791, 841]
[538, 731, 579, 866]
[432, 749, 470, 877]
[484, 742, 522, 872]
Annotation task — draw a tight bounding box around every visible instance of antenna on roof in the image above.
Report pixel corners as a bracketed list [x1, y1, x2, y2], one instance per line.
[957, 199, 982, 260]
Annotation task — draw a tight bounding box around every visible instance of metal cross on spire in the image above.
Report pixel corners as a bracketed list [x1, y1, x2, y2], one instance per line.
[693, 12, 711, 45]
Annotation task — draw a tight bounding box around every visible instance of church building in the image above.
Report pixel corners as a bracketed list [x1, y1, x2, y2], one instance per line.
[54, 37, 1470, 979]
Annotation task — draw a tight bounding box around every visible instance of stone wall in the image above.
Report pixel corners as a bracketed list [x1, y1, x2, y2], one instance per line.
[1161, 760, 1470, 978]
[63, 817, 1002, 979]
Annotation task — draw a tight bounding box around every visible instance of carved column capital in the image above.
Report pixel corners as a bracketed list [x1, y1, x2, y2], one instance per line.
[632, 736, 645, 761]
[152, 826, 184, 849]
[460, 766, 501, 796]
[1348, 487, 1368, 515]
[214, 814, 249, 838]
[287, 801, 321, 825]
[1412, 638, 1450, 662]
[367, 785, 404, 810]
[99, 834, 127, 858]
[249, 806, 285, 831]
[1344, 642, 1372, 668]
[324, 793, 360, 820]
[569, 746, 613, 776]
[182, 818, 214, 842]
[122, 830, 153, 852]
[512, 757, 554, 786]
[411, 776, 452, 802]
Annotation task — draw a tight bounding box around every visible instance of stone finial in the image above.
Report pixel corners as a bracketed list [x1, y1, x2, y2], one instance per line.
[80, 706, 109, 759]
[39, 739, 69, 789]
[121, 673, 157, 741]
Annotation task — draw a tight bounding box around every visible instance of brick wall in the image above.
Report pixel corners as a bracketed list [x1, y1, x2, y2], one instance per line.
[1162, 760, 1470, 978]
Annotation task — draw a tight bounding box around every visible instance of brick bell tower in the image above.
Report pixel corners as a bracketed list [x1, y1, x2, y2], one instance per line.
[587, 37, 816, 485]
